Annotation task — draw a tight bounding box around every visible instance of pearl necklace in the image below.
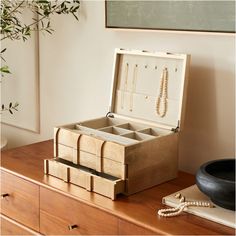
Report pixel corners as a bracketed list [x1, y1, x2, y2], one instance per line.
[156, 68, 168, 117]
[158, 193, 214, 217]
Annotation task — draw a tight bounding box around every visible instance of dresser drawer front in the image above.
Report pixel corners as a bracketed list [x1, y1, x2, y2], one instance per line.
[79, 151, 126, 179]
[118, 220, 157, 235]
[0, 215, 39, 235]
[40, 187, 118, 235]
[0, 171, 40, 231]
[92, 174, 125, 200]
[44, 159, 69, 181]
[40, 210, 81, 235]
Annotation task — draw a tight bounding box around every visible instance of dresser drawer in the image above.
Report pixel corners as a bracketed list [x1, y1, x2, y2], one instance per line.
[0, 171, 39, 231]
[0, 214, 40, 235]
[40, 187, 118, 235]
[118, 219, 157, 235]
[40, 210, 81, 235]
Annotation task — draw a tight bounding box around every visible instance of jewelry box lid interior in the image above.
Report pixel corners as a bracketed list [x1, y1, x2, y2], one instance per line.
[109, 49, 190, 130]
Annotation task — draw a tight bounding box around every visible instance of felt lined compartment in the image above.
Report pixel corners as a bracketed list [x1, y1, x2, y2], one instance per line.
[72, 117, 171, 145]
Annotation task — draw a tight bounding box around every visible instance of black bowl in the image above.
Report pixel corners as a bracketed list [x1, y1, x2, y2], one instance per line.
[196, 159, 235, 211]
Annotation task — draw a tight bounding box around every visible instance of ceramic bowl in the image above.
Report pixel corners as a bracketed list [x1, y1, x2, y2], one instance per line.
[196, 159, 235, 211]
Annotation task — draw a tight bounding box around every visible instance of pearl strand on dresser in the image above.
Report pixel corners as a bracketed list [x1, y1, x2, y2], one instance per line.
[158, 193, 214, 217]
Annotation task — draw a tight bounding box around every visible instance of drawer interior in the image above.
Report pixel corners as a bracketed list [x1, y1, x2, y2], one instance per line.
[44, 159, 125, 200]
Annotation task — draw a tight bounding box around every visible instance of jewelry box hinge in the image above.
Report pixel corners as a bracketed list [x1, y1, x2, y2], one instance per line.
[171, 121, 180, 133]
[106, 112, 114, 118]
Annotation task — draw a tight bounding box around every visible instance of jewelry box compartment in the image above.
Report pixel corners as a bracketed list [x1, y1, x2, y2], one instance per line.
[58, 117, 170, 144]
[44, 158, 125, 200]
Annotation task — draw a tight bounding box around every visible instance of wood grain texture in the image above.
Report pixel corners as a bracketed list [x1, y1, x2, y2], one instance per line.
[45, 158, 125, 199]
[1, 140, 234, 235]
[118, 220, 157, 235]
[0, 171, 40, 231]
[53, 117, 178, 195]
[0, 215, 40, 235]
[44, 159, 69, 182]
[40, 187, 118, 235]
[125, 132, 178, 194]
[77, 150, 126, 179]
[40, 210, 81, 235]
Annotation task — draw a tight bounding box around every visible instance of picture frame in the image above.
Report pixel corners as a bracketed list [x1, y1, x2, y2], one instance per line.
[105, 1, 235, 34]
[1, 11, 40, 133]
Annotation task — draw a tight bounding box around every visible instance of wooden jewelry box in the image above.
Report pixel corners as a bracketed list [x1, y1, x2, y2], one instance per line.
[44, 49, 190, 200]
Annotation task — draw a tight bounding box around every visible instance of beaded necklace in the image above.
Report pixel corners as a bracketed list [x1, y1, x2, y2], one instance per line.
[158, 193, 214, 217]
[156, 68, 168, 117]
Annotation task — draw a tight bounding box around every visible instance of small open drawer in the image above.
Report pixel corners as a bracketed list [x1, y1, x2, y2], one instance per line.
[44, 159, 125, 200]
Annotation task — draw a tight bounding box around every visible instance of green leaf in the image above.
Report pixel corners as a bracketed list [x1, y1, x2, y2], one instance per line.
[36, 10, 43, 16]
[37, 0, 49, 3]
[1, 48, 7, 53]
[73, 5, 80, 12]
[45, 29, 52, 34]
[0, 66, 11, 74]
[72, 12, 79, 21]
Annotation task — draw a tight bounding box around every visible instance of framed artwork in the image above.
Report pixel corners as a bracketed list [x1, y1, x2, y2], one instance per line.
[1, 11, 40, 133]
[105, 1, 235, 33]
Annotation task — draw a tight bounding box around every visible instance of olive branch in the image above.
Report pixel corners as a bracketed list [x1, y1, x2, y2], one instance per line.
[0, 0, 80, 114]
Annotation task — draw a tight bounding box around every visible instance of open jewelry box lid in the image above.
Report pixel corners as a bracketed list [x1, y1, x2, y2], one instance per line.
[109, 48, 190, 131]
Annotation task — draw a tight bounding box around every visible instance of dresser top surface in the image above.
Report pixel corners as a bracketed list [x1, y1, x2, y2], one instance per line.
[1, 140, 234, 235]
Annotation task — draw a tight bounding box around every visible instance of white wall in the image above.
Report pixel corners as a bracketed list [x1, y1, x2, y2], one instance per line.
[1, 1, 235, 174]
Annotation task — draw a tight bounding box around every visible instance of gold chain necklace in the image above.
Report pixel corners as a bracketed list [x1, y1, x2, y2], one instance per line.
[129, 64, 138, 111]
[156, 68, 168, 117]
[121, 63, 129, 109]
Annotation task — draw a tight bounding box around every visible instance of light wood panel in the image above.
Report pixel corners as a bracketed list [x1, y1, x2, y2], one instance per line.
[0, 171, 40, 231]
[44, 158, 125, 200]
[52, 117, 178, 196]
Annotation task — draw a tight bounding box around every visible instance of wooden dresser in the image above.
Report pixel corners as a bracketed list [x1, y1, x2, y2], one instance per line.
[0, 140, 234, 235]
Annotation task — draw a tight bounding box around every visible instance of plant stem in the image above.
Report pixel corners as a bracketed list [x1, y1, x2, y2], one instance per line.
[4, 0, 25, 17]
[1, 1, 70, 41]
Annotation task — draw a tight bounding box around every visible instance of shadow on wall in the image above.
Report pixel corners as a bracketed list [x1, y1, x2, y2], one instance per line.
[179, 62, 234, 174]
